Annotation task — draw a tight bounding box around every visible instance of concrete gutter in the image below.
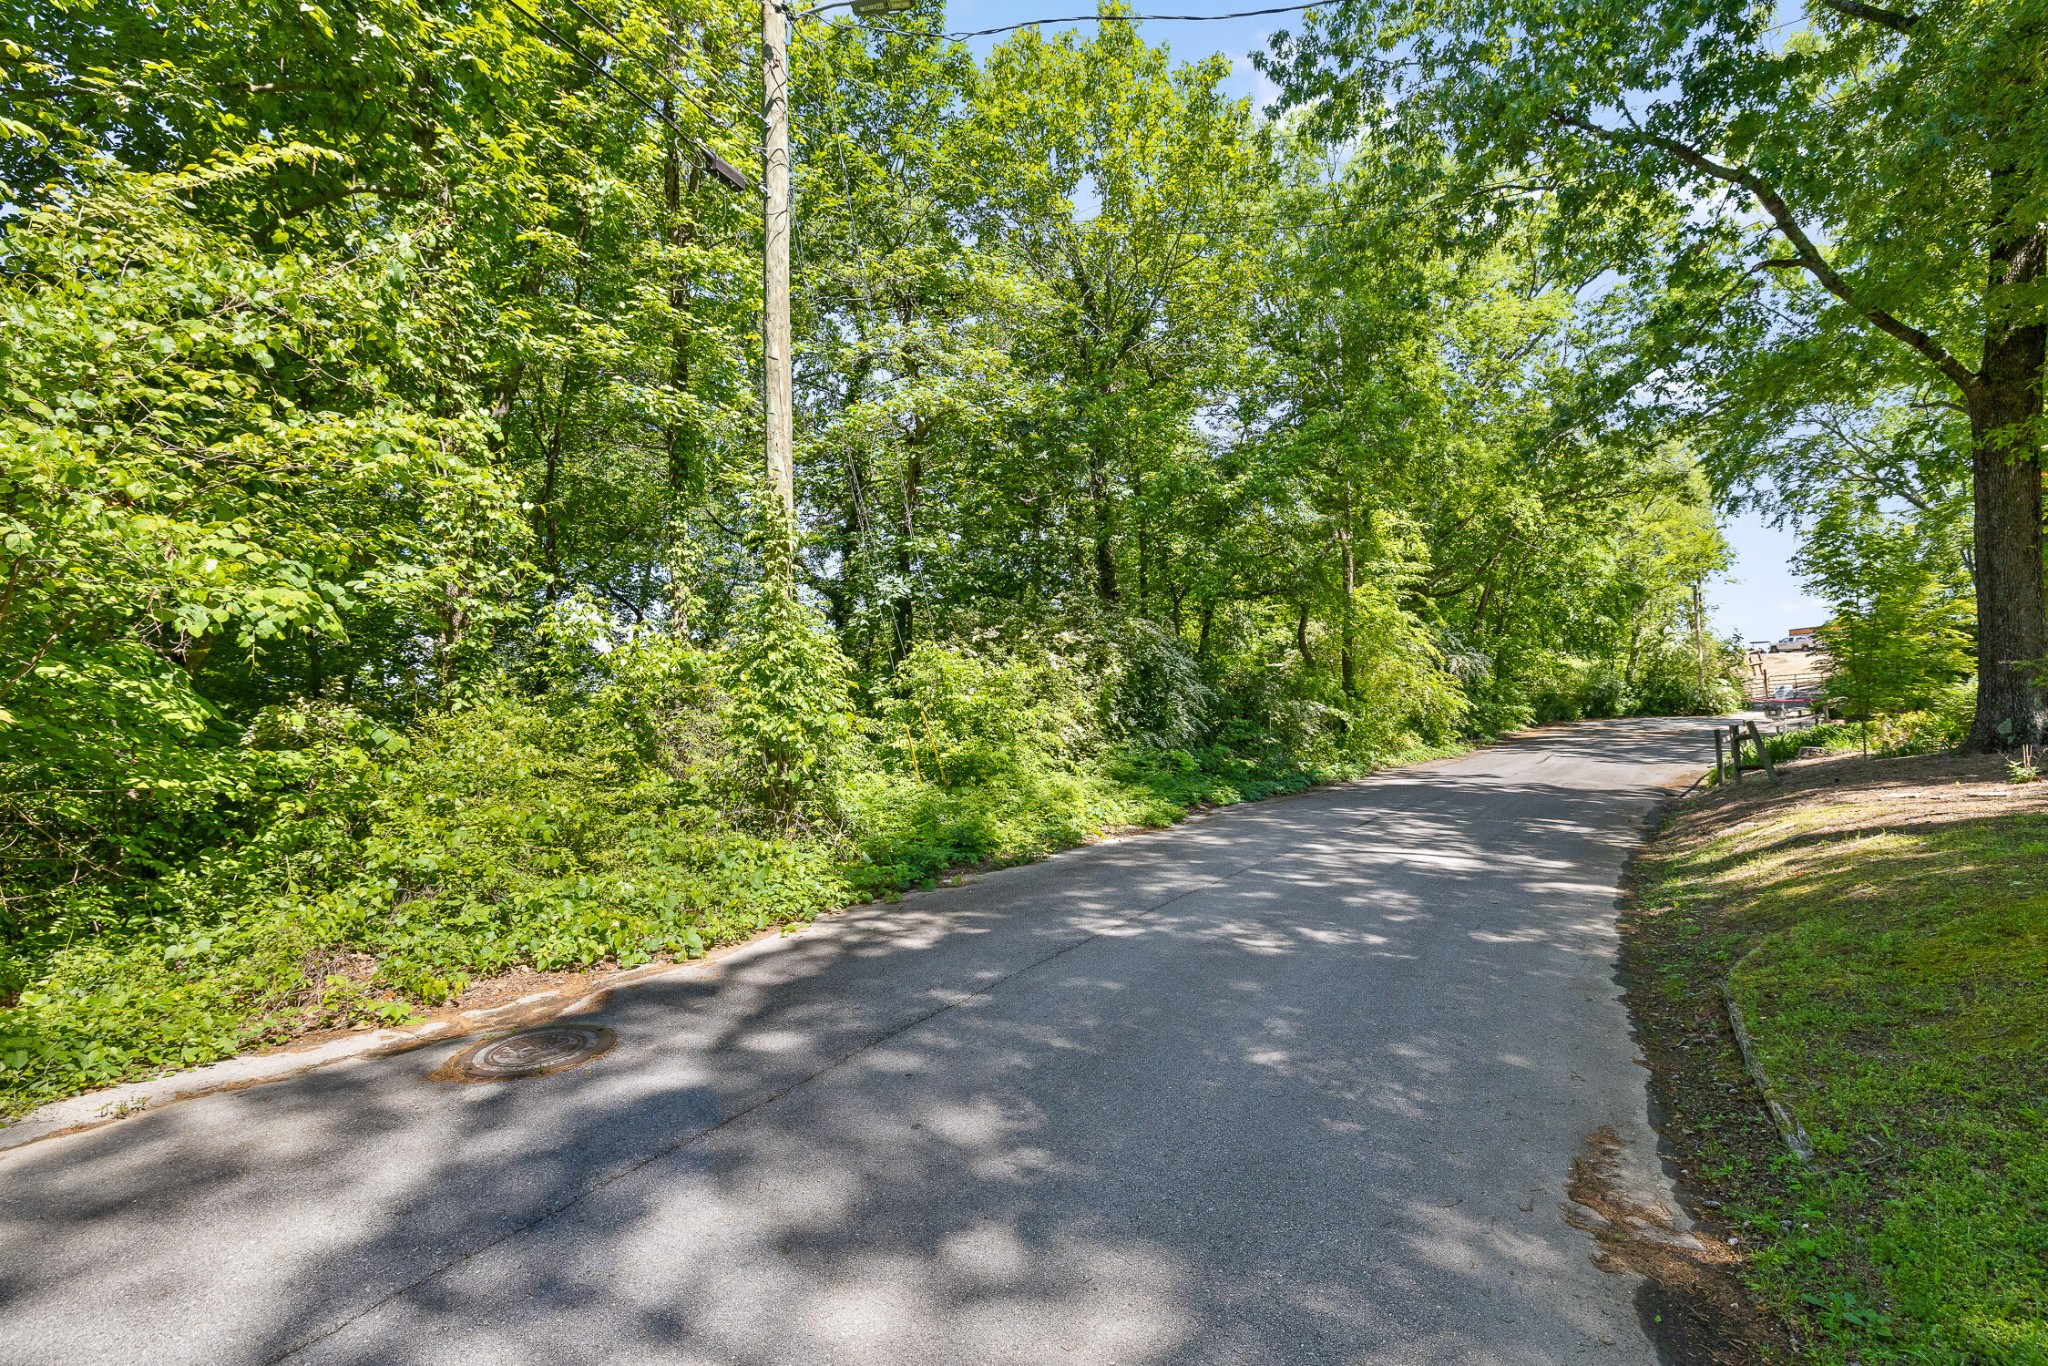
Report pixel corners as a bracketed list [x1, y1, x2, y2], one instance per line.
[0, 1019, 462, 1153]
[0, 933, 788, 1155]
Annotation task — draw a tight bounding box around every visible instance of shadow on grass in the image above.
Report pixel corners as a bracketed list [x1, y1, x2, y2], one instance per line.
[1634, 752, 2048, 1362]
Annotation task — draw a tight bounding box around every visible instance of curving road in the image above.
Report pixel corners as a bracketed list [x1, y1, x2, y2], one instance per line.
[0, 718, 1714, 1365]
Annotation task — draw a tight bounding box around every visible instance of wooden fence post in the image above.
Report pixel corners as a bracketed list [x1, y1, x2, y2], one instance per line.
[1714, 727, 1726, 787]
[1747, 719, 1777, 783]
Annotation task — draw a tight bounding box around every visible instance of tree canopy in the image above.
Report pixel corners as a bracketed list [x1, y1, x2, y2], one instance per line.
[1267, 0, 2044, 746]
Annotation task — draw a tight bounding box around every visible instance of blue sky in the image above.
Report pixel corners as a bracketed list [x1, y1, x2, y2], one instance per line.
[931, 3, 1827, 646]
[939, 1, 1292, 97]
[1707, 508, 1830, 646]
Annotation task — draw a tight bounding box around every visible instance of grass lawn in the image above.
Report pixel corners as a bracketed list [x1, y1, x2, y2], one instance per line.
[1627, 750, 2048, 1363]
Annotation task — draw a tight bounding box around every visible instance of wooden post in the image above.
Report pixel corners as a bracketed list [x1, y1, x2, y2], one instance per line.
[1747, 718, 1777, 783]
[1714, 727, 1726, 787]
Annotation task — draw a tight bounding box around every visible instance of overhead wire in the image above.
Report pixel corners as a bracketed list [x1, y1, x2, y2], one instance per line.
[500, 0, 757, 187]
[792, 3, 1320, 42]
[552, 0, 743, 129]
[503, 0, 675, 124]
[577, 0, 763, 112]
[505, 1, 1324, 153]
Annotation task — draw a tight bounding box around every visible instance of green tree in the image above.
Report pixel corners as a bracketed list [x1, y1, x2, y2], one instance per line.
[1799, 491, 1974, 736]
[0, 150, 525, 928]
[1268, 0, 2048, 748]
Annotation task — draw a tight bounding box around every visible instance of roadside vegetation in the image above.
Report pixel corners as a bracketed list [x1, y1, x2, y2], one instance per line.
[1630, 750, 2048, 1363]
[0, 616, 1464, 1118]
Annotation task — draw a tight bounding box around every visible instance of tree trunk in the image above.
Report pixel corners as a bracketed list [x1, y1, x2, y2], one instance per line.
[1088, 436, 1118, 603]
[1339, 482, 1357, 697]
[538, 389, 566, 590]
[1965, 218, 2047, 751]
[893, 445, 921, 664]
[1692, 580, 1707, 693]
[1965, 381, 2047, 749]
[662, 108, 701, 493]
[1137, 528, 1148, 612]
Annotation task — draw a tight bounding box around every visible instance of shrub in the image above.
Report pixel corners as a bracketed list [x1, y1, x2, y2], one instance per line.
[717, 588, 854, 824]
[871, 642, 1096, 786]
[1102, 619, 1211, 749]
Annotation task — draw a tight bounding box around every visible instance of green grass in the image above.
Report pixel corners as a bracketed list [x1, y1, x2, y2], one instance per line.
[1636, 766, 2048, 1362]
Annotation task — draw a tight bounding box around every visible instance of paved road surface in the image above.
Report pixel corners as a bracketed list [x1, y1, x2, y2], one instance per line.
[0, 718, 1714, 1364]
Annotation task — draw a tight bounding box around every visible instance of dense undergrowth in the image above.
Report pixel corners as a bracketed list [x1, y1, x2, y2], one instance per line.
[1633, 747, 2048, 1363]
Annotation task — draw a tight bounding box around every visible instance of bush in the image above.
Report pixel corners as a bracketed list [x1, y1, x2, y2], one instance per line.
[871, 641, 1096, 786]
[1758, 685, 1975, 768]
[2, 624, 1322, 1116]
[1101, 619, 1211, 749]
[1629, 641, 1745, 716]
[717, 588, 854, 824]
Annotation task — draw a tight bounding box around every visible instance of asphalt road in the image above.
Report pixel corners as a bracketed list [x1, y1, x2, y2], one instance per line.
[0, 718, 1715, 1365]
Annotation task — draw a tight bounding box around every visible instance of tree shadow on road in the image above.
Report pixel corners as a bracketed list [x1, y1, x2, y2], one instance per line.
[0, 718, 1720, 1364]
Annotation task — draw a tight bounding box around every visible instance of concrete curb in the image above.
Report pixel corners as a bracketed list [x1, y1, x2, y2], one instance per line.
[0, 949, 761, 1156]
[0, 1020, 455, 1154]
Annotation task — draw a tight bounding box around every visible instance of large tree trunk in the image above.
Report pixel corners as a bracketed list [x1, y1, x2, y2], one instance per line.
[1965, 385, 2047, 749]
[1090, 440, 1119, 604]
[1965, 218, 2047, 752]
[1339, 482, 1357, 697]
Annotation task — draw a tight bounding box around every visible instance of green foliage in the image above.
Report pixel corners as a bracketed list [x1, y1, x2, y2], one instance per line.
[1721, 695, 1972, 783]
[1266, 0, 2047, 745]
[719, 585, 854, 823]
[0, 152, 525, 941]
[0, 625, 1434, 1115]
[873, 641, 1096, 786]
[1800, 493, 1975, 722]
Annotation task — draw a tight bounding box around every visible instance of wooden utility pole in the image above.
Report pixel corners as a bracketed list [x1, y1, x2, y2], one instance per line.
[1691, 579, 1706, 692]
[762, 0, 794, 518]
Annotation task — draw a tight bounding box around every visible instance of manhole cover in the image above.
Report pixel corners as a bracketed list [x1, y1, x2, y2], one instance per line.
[437, 1023, 616, 1081]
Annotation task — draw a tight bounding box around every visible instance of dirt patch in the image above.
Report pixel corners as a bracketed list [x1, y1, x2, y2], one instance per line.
[1692, 748, 2019, 834]
[452, 965, 602, 1014]
[1565, 1126, 1790, 1363]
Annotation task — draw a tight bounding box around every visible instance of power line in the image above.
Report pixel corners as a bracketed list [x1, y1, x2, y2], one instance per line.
[503, 0, 679, 125]
[797, 3, 1320, 41]
[553, 0, 739, 129]
[500, 0, 756, 189]
[555, 0, 765, 124]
